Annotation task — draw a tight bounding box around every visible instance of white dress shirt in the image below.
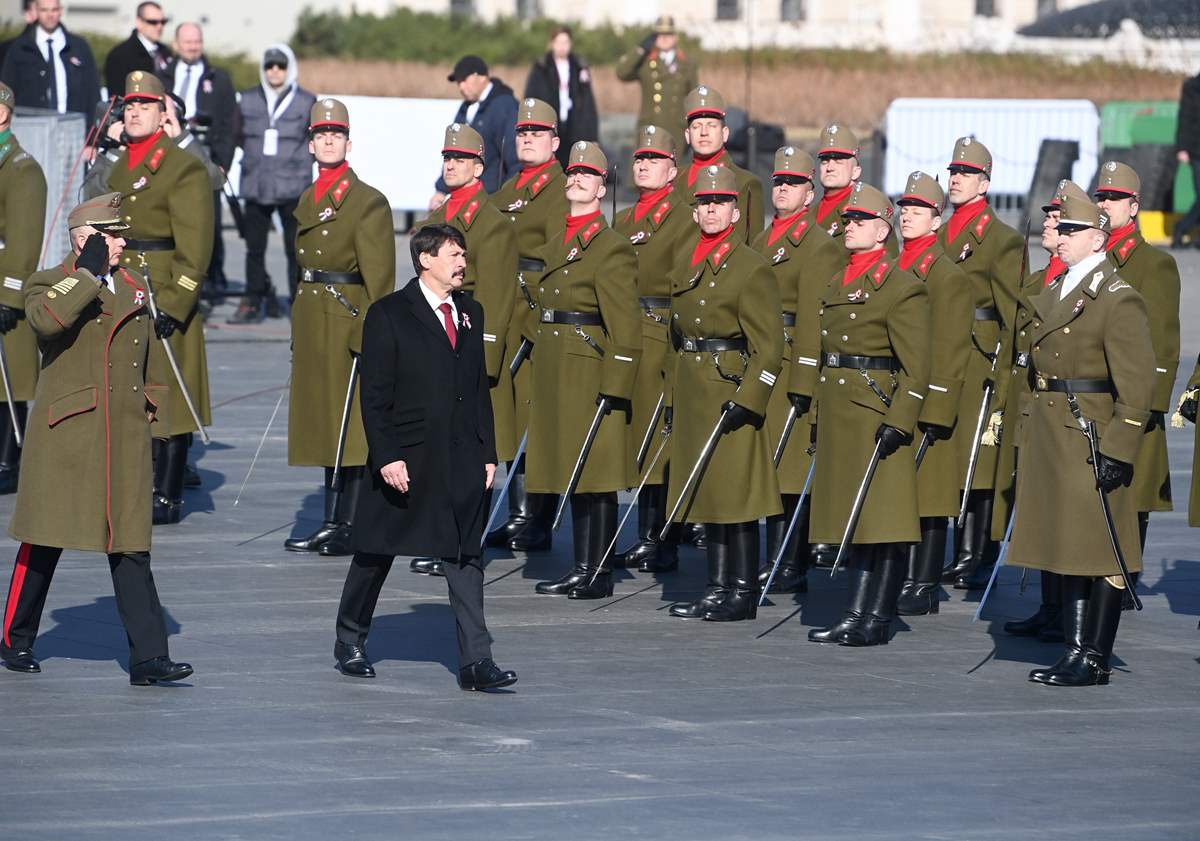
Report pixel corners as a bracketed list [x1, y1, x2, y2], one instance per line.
[418, 278, 458, 338]
[35, 26, 67, 114]
[555, 57, 572, 122]
[465, 81, 492, 125]
[173, 59, 205, 121]
[1059, 250, 1108, 300]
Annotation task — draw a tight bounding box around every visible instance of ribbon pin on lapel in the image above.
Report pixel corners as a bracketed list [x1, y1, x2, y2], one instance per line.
[773, 247, 786, 264]
[848, 288, 865, 302]
[132, 176, 147, 190]
[1072, 298, 1085, 315]
[566, 247, 579, 262]
[318, 207, 333, 222]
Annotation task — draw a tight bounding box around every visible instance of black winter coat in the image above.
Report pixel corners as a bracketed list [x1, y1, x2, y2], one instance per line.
[0, 24, 99, 130]
[524, 52, 599, 166]
[1177, 73, 1200, 158]
[103, 31, 173, 95]
[352, 280, 497, 558]
[162, 57, 238, 169]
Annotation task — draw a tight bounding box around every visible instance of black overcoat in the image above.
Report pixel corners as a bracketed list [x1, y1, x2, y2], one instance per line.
[352, 279, 497, 558]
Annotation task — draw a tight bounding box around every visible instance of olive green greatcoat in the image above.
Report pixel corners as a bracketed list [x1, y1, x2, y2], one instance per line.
[1185, 356, 1200, 527]
[809, 257, 931, 545]
[109, 132, 213, 436]
[614, 189, 694, 484]
[614, 46, 698, 139]
[665, 238, 783, 524]
[937, 202, 1026, 492]
[490, 163, 569, 460]
[1105, 229, 1180, 513]
[1009, 262, 1154, 576]
[907, 242, 974, 518]
[289, 168, 395, 467]
[672, 150, 764, 243]
[526, 216, 642, 494]
[0, 137, 46, 401]
[751, 211, 844, 494]
[10, 257, 168, 553]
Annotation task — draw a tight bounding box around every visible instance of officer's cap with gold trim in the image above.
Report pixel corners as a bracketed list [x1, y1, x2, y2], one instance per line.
[442, 122, 484, 160]
[1056, 194, 1111, 233]
[124, 70, 164, 103]
[693, 164, 738, 200]
[947, 136, 992, 177]
[684, 85, 725, 122]
[68, 192, 131, 232]
[565, 141, 607, 177]
[897, 171, 944, 211]
[634, 125, 676, 159]
[516, 97, 557, 132]
[653, 15, 676, 34]
[0, 82, 14, 110]
[309, 98, 349, 132]
[1094, 160, 1140, 198]
[817, 124, 859, 159]
[773, 146, 814, 180]
[1042, 178, 1089, 212]
[842, 182, 895, 225]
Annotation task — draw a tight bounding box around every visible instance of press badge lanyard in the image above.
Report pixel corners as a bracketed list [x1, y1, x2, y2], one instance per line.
[262, 84, 297, 157]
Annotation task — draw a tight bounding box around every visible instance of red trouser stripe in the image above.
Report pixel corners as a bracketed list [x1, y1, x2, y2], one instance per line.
[2, 543, 32, 648]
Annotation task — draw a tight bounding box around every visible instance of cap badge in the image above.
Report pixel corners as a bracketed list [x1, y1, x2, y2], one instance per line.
[784, 146, 794, 156]
[646, 126, 656, 135]
[575, 141, 587, 151]
[132, 71, 144, 82]
[1057, 179, 1067, 189]
[524, 98, 534, 107]
[962, 137, 972, 146]
[1105, 161, 1117, 171]
[1099, 212, 1109, 227]
[323, 98, 333, 107]
[698, 85, 708, 95]
[450, 122, 460, 131]
[707, 165, 719, 176]
[829, 125, 838, 134]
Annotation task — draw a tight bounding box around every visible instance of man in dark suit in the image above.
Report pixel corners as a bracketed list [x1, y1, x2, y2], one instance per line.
[333, 224, 517, 693]
[103, 1, 173, 95]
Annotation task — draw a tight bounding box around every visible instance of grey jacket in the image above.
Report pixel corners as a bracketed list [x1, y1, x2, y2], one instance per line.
[236, 44, 315, 204]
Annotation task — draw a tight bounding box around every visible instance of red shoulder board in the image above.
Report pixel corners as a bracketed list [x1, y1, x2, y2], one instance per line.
[974, 212, 991, 239]
[872, 261, 890, 284]
[710, 241, 733, 269]
[531, 172, 550, 196]
[790, 218, 809, 241]
[1118, 237, 1137, 260]
[652, 201, 671, 226]
[581, 220, 602, 245]
[462, 199, 479, 226]
[147, 147, 166, 172]
[918, 252, 936, 275]
[332, 179, 350, 204]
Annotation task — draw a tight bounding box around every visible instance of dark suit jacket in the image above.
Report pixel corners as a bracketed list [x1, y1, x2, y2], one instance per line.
[353, 279, 497, 558]
[103, 30, 173, 95]
[163, 56, 238, 169]
[434, 77, 518, 195]
[0, 24, 100, 129]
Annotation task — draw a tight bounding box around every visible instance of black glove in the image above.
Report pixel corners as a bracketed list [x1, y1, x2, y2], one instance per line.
[640, 32, 657, 53]
[0, 305, 19, 334]
[918, 421, 953, 441]
[1095, 453, 1133, 493]
[1145, 410, 1165, 432]
[663, 405, 673, 430]
[874, 423, 907, 458]
[787, 393, 812, 415]
[1182, 393, 1198, 424]
[154, 311, 180, 340]
[76, 232, 109, 276]
[721, 400, 760, 434]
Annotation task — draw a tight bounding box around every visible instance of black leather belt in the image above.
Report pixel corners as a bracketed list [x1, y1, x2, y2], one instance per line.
[518, 258, 545, 272]
[300, 268, 363, 285]
[541, 308, 602, 326]
[639, 296, 671, 309]
[822, 353, 897, 370]
[126, 237, 175, 252]
[678, 336, 747, 353]
[975, 306, 1000, 322]
[781, 311, 797, 327]
[1034, 375, 1113, 393]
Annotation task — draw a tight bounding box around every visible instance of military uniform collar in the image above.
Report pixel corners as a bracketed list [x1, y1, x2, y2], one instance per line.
[127, 131, 171, 175]
[965, 202, 995, 244]
[0, 136, 18, 169]
[907, 244, 943, 280]
[568, 214, 607, 252]
[324, 166, 357, 209]
[1107, 226, 1144, 267]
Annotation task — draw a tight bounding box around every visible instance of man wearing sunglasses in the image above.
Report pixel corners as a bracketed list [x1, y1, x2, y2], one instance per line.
[103, 1, 173, 96]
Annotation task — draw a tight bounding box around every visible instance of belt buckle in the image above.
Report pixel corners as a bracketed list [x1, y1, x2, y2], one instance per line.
[682, 337, 697, 352]
[1036, 374, 1048, 391]
[1016, 352, 1029, 368]
[827, 352, 839, 367]
[302, 268, 313, 283]
[541, 309, 553, 323]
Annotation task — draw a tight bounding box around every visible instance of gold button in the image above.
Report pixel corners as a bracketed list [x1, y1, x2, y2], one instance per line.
[654, 82, 662, 90]
[129, 195, 136, 202]
[47, 290, 56, 299]
[849, 313, 856, 319]
[132, 361, 138, 368]
[841, 335, 849, 341]
[838, 378, 845, 385]
[820, 375, 826, 383]
[1019, 330, 1025, 337]
[133, 338, 139, 345]
[132, 385, 138, 392]
[1063, 327, 1070, 334]
[653, 94, 662, 103]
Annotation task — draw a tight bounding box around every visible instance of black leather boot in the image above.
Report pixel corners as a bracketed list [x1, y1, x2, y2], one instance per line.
[810, 543, 837, 569]
[152, 434, 187, 525]
[616, 484, 666, 571]
[485, 461, 532, 548]
[320, 467, 364, 556]
[0, 403, 22, 494]
[535, 493, 590, 594]
[703, 521, 759, 621]
[670, 523, 729, 618]
[843, 544, 907, 646]
[510, 492, 554, 552]
[954, 492, 995, 589]
[1030, 575, 1089, 684]
[1046, 577, 1123, 687]
[759, 494, 809, 594]
[1005, 571, 1061, 637]
[569, 493, 618, 600]
[682, 522, 707, 551]
[809, 546, 874, 643]
[285, 468, 340, 552]
[897, 518, 946, 615]
[943, 499, 977, 582]
[642, 521, 680, 574]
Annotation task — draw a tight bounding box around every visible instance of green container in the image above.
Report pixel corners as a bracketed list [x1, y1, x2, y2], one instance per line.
[1100, 101, 1178, 147]
[1175, 162, 1195, 214]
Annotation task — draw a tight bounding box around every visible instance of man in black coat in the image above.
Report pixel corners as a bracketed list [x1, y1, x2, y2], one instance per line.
[333, 224, 517, 693]
[1173, 69, 1200, 248]
[524, 26, 599, 169]
[103, 1, 174, 95]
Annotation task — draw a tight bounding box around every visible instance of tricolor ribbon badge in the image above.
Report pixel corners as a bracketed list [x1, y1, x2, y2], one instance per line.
[773, 247, 786, 264]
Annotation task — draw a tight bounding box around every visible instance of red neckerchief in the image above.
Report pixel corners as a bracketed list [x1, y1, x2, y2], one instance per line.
[816, 183, 853, 224]
[946, 197, 987, 242]
[768, 208, 806, 246]
[563, 210, 601, 244]
[687, 149, 723, 186]
[443, 180, 483, 221]
[1105, 221, 1137, 252]
[691, 225, 734, 267]
[314, 161, 350, 204]
[634, 184, 673, 221]
[842, 249, 885, 286]
[516, 159, 554, 190]
[1044, 255, 1066, 286]
[898, 233, 938, 271]
[126, 130, 163, 170]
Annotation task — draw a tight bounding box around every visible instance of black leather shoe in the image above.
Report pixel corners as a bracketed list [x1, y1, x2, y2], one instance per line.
[334, 641, 375, 678]
[285, 521, 339, 552]
[410, 557, 445, 576]
[1, 646, 39, 673]
[458, 658, 517, 691]
[152, 495, 181, 525]
[226, 302, 262, 325]
[567, 573, 613, 600]
[129, 656, 193, 685]
[534, 568, 587, 595]
[318, 524, 354, 557]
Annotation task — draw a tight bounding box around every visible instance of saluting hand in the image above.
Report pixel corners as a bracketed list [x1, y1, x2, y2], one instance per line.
[381, 460, 410, 493]
[485, 463, 496, 490]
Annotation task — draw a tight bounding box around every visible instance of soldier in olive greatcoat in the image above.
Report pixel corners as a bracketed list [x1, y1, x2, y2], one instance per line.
[614, 16, 698, 142]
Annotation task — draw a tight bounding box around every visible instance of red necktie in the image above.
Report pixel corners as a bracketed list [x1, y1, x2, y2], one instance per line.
[438, 302, 457, 349]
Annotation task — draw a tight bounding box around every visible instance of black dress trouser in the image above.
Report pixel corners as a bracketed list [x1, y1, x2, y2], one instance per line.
[337, 552, 493, 668]
[2, 543, 170, 665]
[243, 198, 300, 301]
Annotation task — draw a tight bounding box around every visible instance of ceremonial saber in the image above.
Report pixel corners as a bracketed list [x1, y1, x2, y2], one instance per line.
[233, 379, 288, 506]
[659, 407, 731, 541]
[973, 508, 1016, 621]
[636, 391, 664, 471]
[508, 337, 533, 380]
[137, 253, 210, 444]
[587, 429, 672, 587]
[552, 398, 611, 532]
[330, 355, 360, 491]
[480, 428, 528, 550]
[830, 440, 884, 577]
[759, 450, 816, 606]
[914, 430, 932, 469]
[0, 340, 21, 447]
[773, 404, 798, 468]
[957, 341, 1002, 529]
